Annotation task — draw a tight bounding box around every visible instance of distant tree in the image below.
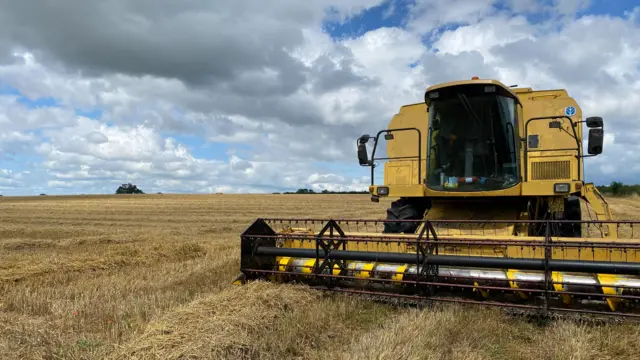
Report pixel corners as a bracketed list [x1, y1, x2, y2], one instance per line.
[115, 183, 145, 194]
[596, 181, 640, 197]
[610, 181, 624, 196]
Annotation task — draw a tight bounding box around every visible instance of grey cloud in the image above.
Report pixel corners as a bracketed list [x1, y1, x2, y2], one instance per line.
[0, 1, 302, 84]
[103, 66, 371, 131]
[206, 93, 326, 126]
[203, 115, 242, 138]
[85, 131, 109, 144]
[609, 129, 640, 146]
[0, 38, 15, 65]
[230, 157, 253, 172]
[226, 65, 308, 98]
[309, 56, 381, 93]
[0, 0, 377, 102]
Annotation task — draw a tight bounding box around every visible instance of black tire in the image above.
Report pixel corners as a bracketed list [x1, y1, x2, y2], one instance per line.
[560, 196, 582, 237]
[383, 198, 429, 234]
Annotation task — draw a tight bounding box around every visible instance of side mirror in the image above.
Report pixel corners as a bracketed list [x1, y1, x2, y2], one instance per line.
[588, 128, 603, 155]
[357, 135, 371, 166]
[585, 116, 603, 128]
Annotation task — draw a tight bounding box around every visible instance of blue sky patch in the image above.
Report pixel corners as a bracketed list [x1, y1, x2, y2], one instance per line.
[323, 0, 414, 40]
[588, 0, 635, 18]
[18, 95, 59, 108]
[0, 153, 43, 173]
[1, 84, 61, 108]
[0, 83, 20, 96]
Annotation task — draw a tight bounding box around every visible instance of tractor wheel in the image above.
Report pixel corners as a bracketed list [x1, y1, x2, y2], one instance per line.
[383, 198, 428, 234]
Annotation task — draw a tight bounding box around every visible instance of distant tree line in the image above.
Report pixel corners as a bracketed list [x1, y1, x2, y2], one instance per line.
[596, 181, 640, 197]
[273, 188, 369, 194]
[57, 182, 636, 197]
[278, 184, 640, 196]
[275, 184, 640, 196]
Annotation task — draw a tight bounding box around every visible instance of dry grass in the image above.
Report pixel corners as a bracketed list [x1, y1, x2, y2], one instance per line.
[112, 282, 392, 360]
[331, 303, 640, 360]
[0, 193, 640, 359]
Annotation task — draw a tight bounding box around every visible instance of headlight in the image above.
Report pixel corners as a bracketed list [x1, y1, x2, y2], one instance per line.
[377, 187, 389, 195]
[554, 183, 570, 193]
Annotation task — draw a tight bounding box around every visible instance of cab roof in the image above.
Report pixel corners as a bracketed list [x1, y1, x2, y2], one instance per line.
[424, 78, 521, 105]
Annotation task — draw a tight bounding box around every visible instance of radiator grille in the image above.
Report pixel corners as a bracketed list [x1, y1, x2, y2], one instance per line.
[531, 161, 571, 180]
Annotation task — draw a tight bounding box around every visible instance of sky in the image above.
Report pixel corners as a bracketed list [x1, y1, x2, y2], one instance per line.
[0, 0, 638, 195]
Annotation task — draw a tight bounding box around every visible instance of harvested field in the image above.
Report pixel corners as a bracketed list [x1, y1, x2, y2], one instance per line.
[1, 193, 640, 359]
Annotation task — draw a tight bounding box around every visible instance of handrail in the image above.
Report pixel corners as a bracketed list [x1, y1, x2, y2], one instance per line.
[524, 115, 581, 182]
[368, 127, 422, 186]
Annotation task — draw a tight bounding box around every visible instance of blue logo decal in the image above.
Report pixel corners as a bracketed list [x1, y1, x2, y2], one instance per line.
[564, 106, 576, 117]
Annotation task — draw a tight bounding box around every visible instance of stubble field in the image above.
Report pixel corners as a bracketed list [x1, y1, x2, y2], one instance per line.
[1, 193, 640, 359]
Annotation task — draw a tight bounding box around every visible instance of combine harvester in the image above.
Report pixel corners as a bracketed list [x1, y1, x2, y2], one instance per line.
[234, 78, 640, 319]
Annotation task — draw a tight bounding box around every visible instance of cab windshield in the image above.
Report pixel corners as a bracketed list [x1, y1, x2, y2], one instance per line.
[426, 92, 519, 191]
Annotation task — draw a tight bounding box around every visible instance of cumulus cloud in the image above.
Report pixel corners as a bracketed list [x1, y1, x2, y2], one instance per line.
[0, 0, 638, 195]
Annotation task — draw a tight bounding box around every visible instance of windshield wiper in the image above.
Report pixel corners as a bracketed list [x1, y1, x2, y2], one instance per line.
[457, 93, 483, 130]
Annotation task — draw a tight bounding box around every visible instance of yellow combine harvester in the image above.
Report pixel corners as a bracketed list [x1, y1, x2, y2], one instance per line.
[234, 78, 640, 318]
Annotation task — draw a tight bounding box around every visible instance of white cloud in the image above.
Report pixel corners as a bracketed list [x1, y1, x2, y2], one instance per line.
[433, 15, 534, 61]
[307, 172, 369, 192]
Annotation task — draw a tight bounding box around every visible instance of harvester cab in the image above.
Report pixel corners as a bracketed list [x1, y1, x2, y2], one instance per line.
[235, 78, 640, 319]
